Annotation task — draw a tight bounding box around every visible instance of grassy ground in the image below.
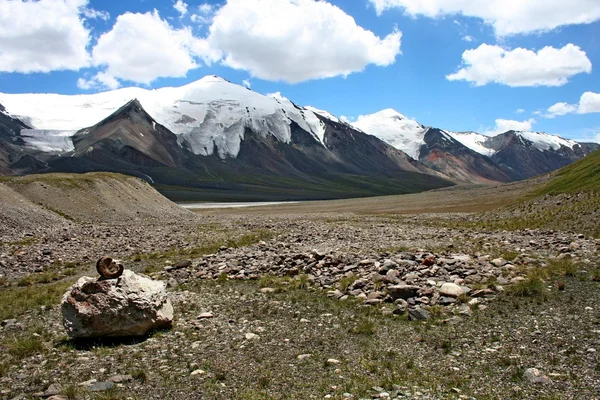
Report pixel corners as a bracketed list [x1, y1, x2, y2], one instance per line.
[1, 263, 598, 399]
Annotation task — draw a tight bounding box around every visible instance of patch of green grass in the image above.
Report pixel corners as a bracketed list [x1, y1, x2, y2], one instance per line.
[506, 276, 546, 299]
[351, 318, 377, 335]
[338, 274, 358, 292]
[4, 334, 46, 359]
[130, 368, 147, 383]
[42, 205, 76, 221]
[0, 280, 73, 320]
[17, 271, 61, 286]
[0, 237, 38, 247]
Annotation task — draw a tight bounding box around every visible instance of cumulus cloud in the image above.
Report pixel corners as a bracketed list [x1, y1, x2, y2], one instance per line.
[447, 44, 592, 87]
[368, 0, 600, 36]
[91, 10, 220, 86]
[207, 0, 402, 83]
[579, 92, 600, 114]
[545, 92, 600, 118]
[516, 109, 525, 114]
[488, 118, 536, 134]
[242, 79, 251, 88]
[546, 102, 578, 118]
[173, 0, 188, 17]
[0, 0, 92, 73]
[462, 35, 474, 42]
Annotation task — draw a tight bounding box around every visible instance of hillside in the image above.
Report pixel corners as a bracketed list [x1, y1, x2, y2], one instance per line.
[454, 150, 600, 237]
[0, 172, 194, 236]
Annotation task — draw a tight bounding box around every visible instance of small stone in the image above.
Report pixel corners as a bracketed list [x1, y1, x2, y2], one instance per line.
[300, 318, 310, 323]
[523, 368, 551, 384]
[439, 282, 470, 298]
[387, 284, 420, 300]
[88, 382, 115, 392]
[491, 258, 505, 267]
[197, 312, 214, 319]
[190, 369, 205, 376]
[326, 358, 341, 365]
[35, 383, 61, 398]
[259, 287, 276, 294]
[297, 354, 312, 360]
[408, 307, 430, 321]
[47, 397, 69, 400]
[245, 332, 260, 340]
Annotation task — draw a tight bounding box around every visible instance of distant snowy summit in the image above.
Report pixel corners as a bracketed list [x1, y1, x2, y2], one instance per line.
[351, 108, 581, 159]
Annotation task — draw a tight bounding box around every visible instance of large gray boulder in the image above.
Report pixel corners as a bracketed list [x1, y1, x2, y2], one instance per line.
[61, 270, 173, 338]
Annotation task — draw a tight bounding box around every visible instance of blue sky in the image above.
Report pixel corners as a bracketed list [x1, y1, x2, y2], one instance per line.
[0, 0, 599, 141]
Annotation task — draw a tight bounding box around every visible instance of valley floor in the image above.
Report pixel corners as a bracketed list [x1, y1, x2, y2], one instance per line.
[0, 183, 599, 399]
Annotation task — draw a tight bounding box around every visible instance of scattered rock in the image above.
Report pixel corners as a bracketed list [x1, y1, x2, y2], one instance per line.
[408, 307, 430, 321]
[197, 312, 214, 319]
[386, 284, 420, 300]
[439, 282, 470, 298]
[88, 382, 116, 392]
[523, 368, 552, 384]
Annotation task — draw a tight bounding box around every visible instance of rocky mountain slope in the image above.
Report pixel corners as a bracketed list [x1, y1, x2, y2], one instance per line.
[353, 110, 599, 183]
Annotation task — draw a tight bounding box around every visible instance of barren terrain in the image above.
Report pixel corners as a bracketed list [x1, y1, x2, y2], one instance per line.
[0, 167, 599, 400]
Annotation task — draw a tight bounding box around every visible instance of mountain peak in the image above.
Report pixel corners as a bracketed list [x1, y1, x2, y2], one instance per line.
[372, 108, 409, 120]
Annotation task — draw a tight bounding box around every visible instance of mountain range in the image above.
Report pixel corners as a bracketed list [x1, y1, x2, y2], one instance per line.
[0, 76, 597, 201]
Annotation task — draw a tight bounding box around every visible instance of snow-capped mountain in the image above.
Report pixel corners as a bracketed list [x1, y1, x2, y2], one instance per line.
[0, 78, 453, 200]
[352, 109, 427, 160]
[0, 76, 329, 159]
[0, 77, 597, 199]
[353, 109, 599, 183]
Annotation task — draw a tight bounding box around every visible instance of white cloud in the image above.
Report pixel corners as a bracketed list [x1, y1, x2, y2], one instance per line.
[191, 3, 216, 24]
[0, 0, 92, 73]
[579, 92, 600, 114]
[82, 7, 110, 20]
[447, 44, 592, 87]
[340, 116, 356, 123]
[173, 0, 188, 17]
[368, 0, 600, 36]
[516, 108, 525, 114]
[462, 35, 474, 42]
[546, 102, 578, 118]
[91, 10, 220, 87]
[77, 72, 121, 90]
[207, 0, 402, 83]
[545, 92, 600, 118]
[242, 79, 251, 88]
[488, 118, 536, 134]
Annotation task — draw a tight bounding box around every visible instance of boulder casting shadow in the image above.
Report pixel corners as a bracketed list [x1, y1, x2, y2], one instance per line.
[61, 268, 173, 339]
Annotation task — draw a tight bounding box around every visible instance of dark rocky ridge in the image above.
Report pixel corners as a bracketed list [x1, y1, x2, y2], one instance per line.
[418, 128, 513, 183]
[487, 130, 600, 180]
